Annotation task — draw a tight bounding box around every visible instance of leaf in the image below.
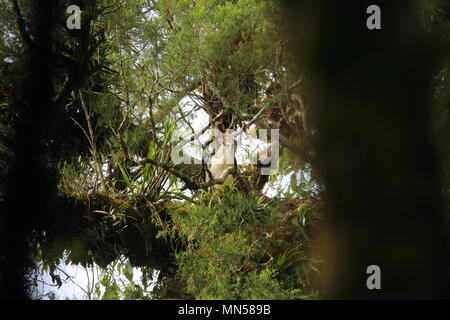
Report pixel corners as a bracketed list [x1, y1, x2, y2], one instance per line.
[306, 178, 316, 190]
[95, 283, 101, 298]
[118, 164, 133, 189]
[290, 173, 297, 190]
[124, 260, 134, 282]
[100, 275, 110, 287]
[93, 210, 110, 215]
[147, 143, 156, 159]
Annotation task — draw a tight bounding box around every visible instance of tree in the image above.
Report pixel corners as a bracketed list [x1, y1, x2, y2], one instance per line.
[0, 0, 320, 299]
[0, 0, 448, 300]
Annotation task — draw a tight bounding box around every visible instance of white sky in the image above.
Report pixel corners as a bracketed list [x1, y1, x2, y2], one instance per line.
[33, 256, 155, 300]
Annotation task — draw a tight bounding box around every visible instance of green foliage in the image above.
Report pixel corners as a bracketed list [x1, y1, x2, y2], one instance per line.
[95, 259, 150, 300]
[170, 183, 320, 299]
[0, 0, 320, 300]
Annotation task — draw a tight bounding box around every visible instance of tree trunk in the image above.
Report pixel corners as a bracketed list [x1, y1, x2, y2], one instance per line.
[283, 0, 450, 298]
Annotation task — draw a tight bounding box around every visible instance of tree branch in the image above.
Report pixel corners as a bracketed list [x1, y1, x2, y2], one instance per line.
[137, 158, 201, 190]
[11, 0, 34, 48]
